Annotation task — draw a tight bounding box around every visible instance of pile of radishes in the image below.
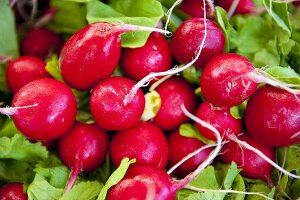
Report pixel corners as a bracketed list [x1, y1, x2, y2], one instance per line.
[1, 0, 300, 199]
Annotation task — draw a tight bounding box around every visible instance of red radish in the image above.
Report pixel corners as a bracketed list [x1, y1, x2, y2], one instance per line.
[153, 77, 198, 131]
[215, 0, 255, 16]
[170, 18, 225, 68]
[90, 76, 145, 131]
[9, 78, 77, 140]
[245, 85, 300, 147]
[0, 182, 28, 200]
[21, 27, 64, 59]
[120, 32, 172, 83]
[179, 0, 209, 18]
[110, 122, 169, 168]
[168, 130, 213, 178]
[200, 53, 258, 107]
[220, 134, 274, 185]
[195, 101, 241, 141]
[60, 22, 170, 91]
[58, 122, 109, 191]
[6, 56, 48, 94]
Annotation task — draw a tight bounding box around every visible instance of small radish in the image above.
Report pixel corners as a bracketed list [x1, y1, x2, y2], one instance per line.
[60, 22, 170, 91]
[245, 85, 300, 147]
[195, 101, 242, 141]
[153, 77, 198, 131]
[110, 122, 169, 168]
[0, 182, 28, 200]
[58, 122, 109, 192]
[120, 32, 172, 83]
[21, 27, 64, 59]
[170, 18, 225, 68]
[6, 56, 49, 94]
[90, 76, 145, 131]
[7, 78, 77, 140]
[168, 130, 213, 178]
[215, 0, 255, 16]
[220, 134, 274, 185]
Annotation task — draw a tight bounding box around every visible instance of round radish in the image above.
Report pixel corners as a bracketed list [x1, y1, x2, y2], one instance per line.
[107, 166, 176, 200]
[21, 27, 64, 59]
[195, 101, 242, 141]
[0, 182, 28, 200]
[179, 0, 208, 18]
[90, 76, 145, 130]
[120, 32, 172, 82]
[200, 53, 258, 107]
[168, 130, 212, 178]
[220, 134, 274, 185]
[110, 122, 169, 168]
[6, 56, 48, 94]
[245, 85, 300, 147]
[58, 122, 109, 191]
[170, 18, 225, 68]
[11, 78, 77, 140]
[215, 0, 255, 15]
[153, 77, 198, 131]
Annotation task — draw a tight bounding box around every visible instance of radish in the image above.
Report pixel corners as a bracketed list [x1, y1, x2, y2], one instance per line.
[90, 76, 145, 131]
[167, 130, 213, 178]
[120, 32, 172, 83]
[21, 27, 64, 59]
[215, 0, 255, 17]
[195, 101, 242, 141]
[3, 78, 77, 141]
[245, 85, 300, 147]
[58, 122, 109, 192]
[220, 134, 274, 185]
[179, 0, 212, 18]
[200, 53, 300, 108]
[110, 122, 169, 168]
[6, 56, 49, 94]
[170, 18, 225, 68]
[153, 77, 199, 131]
[60, 22, 170, 91]
[0, 182, 28, 200]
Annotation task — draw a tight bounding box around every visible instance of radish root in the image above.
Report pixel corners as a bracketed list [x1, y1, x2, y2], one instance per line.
[0, 104, 39, 116]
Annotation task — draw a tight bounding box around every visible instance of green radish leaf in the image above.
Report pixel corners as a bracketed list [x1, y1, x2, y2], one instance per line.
[141, 90, 162, 121]
[97, 158, 136, 200]
[47, 0, 87, 34]
[289, 178, 300, 199]
[179, 123, 215, 144]
[86, 0, 164, 48]
[182, 66, 202, 84]
[215, 6, 231, 52]
[45, 54, 64, 82]
[87, 154, 113, 184]
[0, 118, 20, 138]
[229, 174, 246, 200]
[264, 66, 300, 86]
[230, 107, 241, 120]
[60, 181, 103, 200]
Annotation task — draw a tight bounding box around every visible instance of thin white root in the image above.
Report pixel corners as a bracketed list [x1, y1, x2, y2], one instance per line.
[120, 24, 172, 36]
[0, 104, 39, 116]
[227, 0, 240, 17]
[164, 0, 183, 34]
[167, 143, 217, 175]
[184, 185, 274, 200]
[123, 0, 208, 105]
[149, 73, 174, 92]
[229, 135, 300, 179]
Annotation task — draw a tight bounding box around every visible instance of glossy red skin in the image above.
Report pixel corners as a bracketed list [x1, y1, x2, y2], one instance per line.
[21, 28, 64, 59]
[60, 22, 121, 90]
[168, 130, 212, 178]
[90, 76, 145, 130]
[12, 78, 77, 140]
[200, 53, 258, 107]
[0, 183, 28, 200]
[179, 0, 207, 18]
[245, 85, 300, 147]
[120, 32, 172, 82]
[6, 56, 48, 95]
[107, 166, 175, 200]
[58, 122, 109, 172]
[195, 102, 242, 141]
[215, 0, 255, 15]
[154, 77, 198, 131]
[110, 122, 169, 168]
[220, 134, 274, 184]
[170, 18, 225, 68]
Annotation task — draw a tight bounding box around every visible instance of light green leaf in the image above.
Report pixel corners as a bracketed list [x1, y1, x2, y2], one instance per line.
[86, 0, 164, 48]
[0, 134, 48, 162]
[244, 180, 274, 200]
[227, 175, 246, 200]
[215, 6, 231, 52]
[45, 54, 64, 81]
[97, 158, 136, 200]
[223, 163, 240, 190]
[179, 123, 215, 144]
[264, 66, 300, 86]
[182, 66, 202, 84]
[60, 181, 103, 200]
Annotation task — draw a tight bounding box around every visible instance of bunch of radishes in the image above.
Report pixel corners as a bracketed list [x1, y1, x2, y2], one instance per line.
[1, 0, 300, 199]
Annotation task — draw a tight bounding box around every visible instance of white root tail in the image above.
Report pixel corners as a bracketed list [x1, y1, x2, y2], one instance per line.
[0, 104, 39, 116]
[119, 24, 172, 36]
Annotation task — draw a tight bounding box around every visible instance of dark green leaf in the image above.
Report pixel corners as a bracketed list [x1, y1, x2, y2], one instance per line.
[182, 66, 202, 84]
[0, 118, 20, 138]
